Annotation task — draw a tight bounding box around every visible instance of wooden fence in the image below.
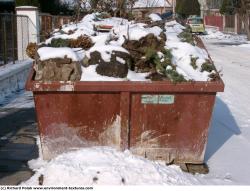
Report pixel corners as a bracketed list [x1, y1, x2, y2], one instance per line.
[39, 14, 72, 41]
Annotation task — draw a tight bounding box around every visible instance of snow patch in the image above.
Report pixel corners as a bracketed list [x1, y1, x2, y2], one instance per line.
[38, 47, 79, 61]
[165, 21, 211, 81]
[237, 43, 250, 48]
[202, 28, 247, 43]
[86, 45, 129, 62]
[149, 13, 162, 21]
[22, 147, 203, 186]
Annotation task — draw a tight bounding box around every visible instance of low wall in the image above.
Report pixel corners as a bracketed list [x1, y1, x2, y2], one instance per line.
[0, 60, 32, 103]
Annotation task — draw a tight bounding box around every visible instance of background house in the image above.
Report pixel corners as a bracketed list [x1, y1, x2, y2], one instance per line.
[132, 0, 173, 18]
[202, 0, 249, 35]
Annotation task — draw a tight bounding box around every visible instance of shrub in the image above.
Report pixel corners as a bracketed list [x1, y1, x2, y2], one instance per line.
[49, 38, 70, 47]
[69, 35, 94, 50]
[190, 57, 198, 69]
[178, 30, 194, 45]
[201, 60, 216, 72]
[166, 69, 186, 83]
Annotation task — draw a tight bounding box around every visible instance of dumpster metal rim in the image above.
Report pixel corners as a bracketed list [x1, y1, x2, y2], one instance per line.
[26, 69, 225, 93]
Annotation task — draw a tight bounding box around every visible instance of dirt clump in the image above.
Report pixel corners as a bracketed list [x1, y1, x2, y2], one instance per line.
[69, 35, 94, 50]
[26, 43, 38, 59]
[92, 50, 131, 78]
[87, 51, 104, 66]
[122, 33, 166, 73]
[146, 72, 169, 81]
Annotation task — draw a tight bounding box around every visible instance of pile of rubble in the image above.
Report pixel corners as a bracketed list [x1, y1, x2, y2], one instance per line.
[26, 13, 220, 83]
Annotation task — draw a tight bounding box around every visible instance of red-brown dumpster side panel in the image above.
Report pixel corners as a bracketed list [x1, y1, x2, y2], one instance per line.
[26, 68, 224, 162]
[129, 93, 216, 164]
[34, 92, 121, 159]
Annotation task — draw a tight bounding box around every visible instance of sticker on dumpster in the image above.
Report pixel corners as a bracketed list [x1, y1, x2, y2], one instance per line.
[158, 95, 175, 104]
[141, 95, 159, 104]
[141, 95, 175, 104]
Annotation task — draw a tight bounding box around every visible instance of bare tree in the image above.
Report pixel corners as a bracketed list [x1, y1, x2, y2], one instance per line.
[116, 0, 127, 16]
[73, 0, 90, 23]
[90, 0, 99, 9]
[240, 0, 250, 40]
[127, 0, 136, 12]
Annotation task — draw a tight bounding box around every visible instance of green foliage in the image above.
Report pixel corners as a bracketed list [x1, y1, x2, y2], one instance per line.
[144, 47, 162, 72]
[157, 49, 173, 73]
[165, 69, 186, 83]
[144, 47, 157, 61]
[162, 49, 172, 62]
[190, 56, 198, 69]
[184, 26, 192, 33]
[144, 48, 174, 75]
[144, 48, 185, 83]
[220, 0, 240, 15]
[126, 12, 135, 21]
[16, 0, 39, 7]
[39, 0, 74, 15]
[175, 0, 200, 18]
[49, 38, 70, 48]
[201, 61, 216, 72]
[178, 30, 195, 45]
[16, 0, 74, 15]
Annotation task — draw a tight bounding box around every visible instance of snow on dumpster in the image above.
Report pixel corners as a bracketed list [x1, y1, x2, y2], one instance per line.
[25, 13, 224, 166]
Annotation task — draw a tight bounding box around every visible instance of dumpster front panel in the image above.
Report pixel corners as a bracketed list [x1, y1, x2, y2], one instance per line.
[129, 93, 216, 164]
[34, 92, 122, 159]
[26, 68, 224, 162]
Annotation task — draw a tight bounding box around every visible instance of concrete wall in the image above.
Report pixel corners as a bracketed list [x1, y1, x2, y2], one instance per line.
[16, 6, 40, 60]
[0, 60, 32, 103]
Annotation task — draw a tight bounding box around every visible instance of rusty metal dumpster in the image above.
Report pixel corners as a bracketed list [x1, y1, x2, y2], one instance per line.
[26, 70, 224, 164]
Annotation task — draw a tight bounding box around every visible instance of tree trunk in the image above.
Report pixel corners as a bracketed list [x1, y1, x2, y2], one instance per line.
[242, 12, 250, 40]
[116, 0, 126, 17]
[241, 0, 250, 40]
[76, 1, 81, 23]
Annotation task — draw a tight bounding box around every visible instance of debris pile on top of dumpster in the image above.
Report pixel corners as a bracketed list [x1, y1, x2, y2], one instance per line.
[27, 13, 220, 82]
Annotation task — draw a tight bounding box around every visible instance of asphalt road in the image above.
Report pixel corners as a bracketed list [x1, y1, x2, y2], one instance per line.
[0, 91, 38, 185]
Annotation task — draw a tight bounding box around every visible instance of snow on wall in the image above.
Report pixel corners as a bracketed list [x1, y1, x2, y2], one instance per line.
[0, 60, 33, 103]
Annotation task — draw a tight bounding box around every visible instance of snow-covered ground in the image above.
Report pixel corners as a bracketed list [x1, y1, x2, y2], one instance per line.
[0, 90, 34, 108]
[1, 28, 250, 185]
[201, 30, 250, 185]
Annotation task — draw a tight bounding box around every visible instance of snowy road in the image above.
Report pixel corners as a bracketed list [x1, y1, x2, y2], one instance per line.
[203, 39, 250, 184]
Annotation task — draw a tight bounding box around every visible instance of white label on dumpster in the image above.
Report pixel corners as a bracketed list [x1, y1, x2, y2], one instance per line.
[141, 95, 159, 104]
[159, 95, 175, 104]
[141, 95, 175, 104]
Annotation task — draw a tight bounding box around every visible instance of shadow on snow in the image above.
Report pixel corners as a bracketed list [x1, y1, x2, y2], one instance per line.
[205, 97, 241, 161]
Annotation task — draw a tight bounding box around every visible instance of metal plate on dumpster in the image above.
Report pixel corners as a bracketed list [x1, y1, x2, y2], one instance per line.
[141, 95, 175, 104]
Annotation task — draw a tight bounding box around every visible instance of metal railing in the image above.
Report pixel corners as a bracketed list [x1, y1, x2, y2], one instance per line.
[0, 13, 30, 65]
